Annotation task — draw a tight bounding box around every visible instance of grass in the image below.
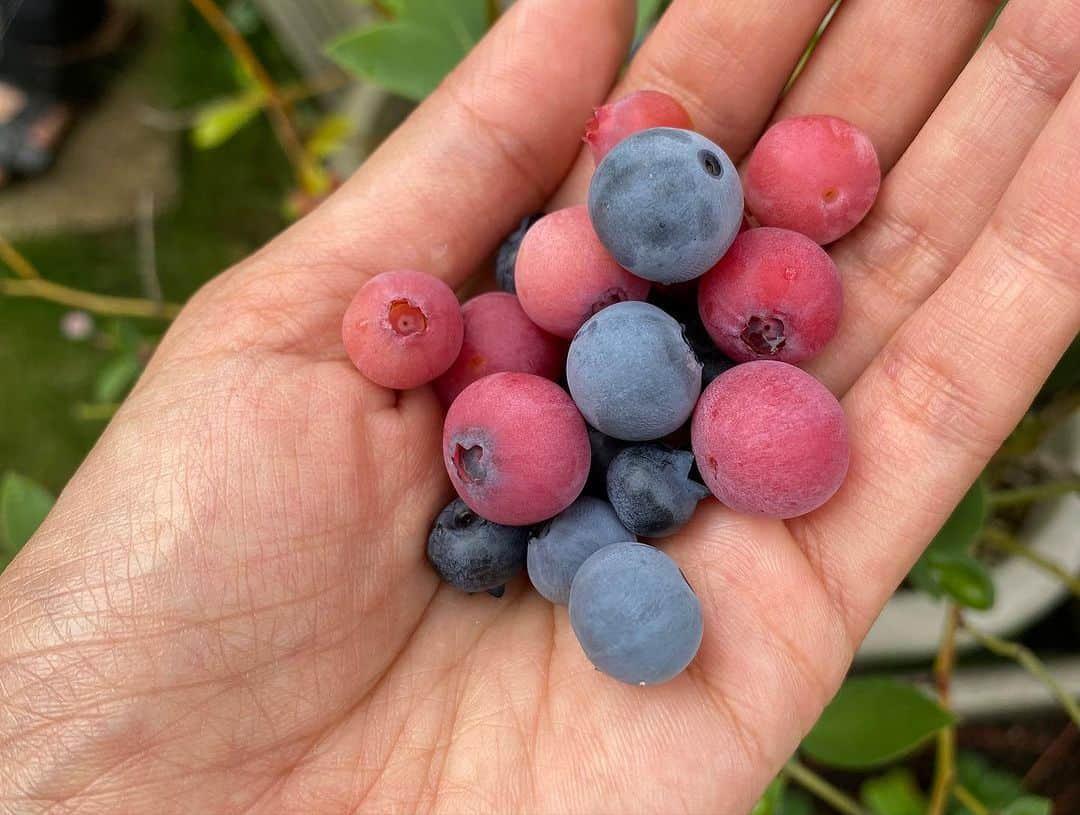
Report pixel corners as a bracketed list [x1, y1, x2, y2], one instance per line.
[0, 7, 294, 495]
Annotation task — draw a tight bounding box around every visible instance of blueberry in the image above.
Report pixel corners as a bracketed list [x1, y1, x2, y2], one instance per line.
[569, 542, 703, 685]
[606, 445, 710, 537]
[427, 498, 530, 594]
[588, 128, 743, 284]
[495, 213, 542, 294]
[567, 301, 702, 441]
[527, 496, 634, 604]
[585, 425, 625, 496]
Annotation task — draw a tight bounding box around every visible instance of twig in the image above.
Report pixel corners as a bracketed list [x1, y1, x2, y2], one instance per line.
[0, 233, 41, 279]
[953, 785, 990, 815]
[927, 605, 960, 815]
[961, 620, 1080, 729]
[989, 479, 1080, 508]
[982, 526, 1080, 597]
[1024, 723, 1078, 789]
[783, 759, 867, 815]
[135, 190, 163, 304]
[0, 278, 181, 320]
[188, 0, 317, 185]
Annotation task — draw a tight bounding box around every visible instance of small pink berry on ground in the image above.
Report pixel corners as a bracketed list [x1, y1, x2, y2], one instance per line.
[515, 206, 650, 339]
[434, 292, 568, 405]
[744, 114, 880, 244]
[444, 372, 590, 525]
[342, 269, 463, 389]
[584, 90, 693, 164]
[698, 227, 842, 364]
[692, 361, 849, 518]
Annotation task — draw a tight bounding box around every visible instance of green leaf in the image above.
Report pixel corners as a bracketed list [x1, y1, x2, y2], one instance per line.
[801, 678, 954, 770]
[95, 354, 142, 403]
[925, 551, 996, 610]
[1001, 796, 1052, 815]
[327, 0, 488, 101]
[751, 777, 785, 815]
[103, 318, 145, 352]
[908, 479, 991, 604]
[953, 752, 1025, 811]
[779, 789, 815, 815]
[930, 479, 989, 553]
[861, 768, 927, 815]
[305, 114, 355, 159]
[0, 473, 56, 565]
[635, 0, 666, 35]
[191, 92, 264, 149]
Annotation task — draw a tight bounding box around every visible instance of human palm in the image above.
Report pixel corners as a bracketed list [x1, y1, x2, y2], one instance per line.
[2, 0, 1079, 812]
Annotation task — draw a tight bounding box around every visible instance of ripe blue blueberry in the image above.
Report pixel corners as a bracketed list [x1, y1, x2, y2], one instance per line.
[527, 496, 634, 604]
[588, 127, 743, 284]
[569, 542, 703, 685]
[606, 445, 710, 537]
[567, 301, 702, 441]
[495, 213, 542, 294]
[427, 498, 530, 595]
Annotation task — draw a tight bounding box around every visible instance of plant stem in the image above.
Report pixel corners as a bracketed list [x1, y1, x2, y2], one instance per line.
[783, 759, 867, 815]
[927, 605, 960, 815]
[0, 277, 181, 320]
[989, 479, 1080, 508]
[953, 784, 990, 815]
[961, 620, 1080, 729]
[188, 0, 316, 185]
[982, 526, 1080, 597]
[0, 233, 41, 279]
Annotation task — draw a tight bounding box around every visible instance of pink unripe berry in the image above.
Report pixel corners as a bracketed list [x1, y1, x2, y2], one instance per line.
[698, 227, 842, 364]
[434, 292, 568, 405]
[584, 90, 693, 164]
[342, 270, 464, 389]
[692, 361, 849, 518]
[744, 115, 880, 244]
[515, 206, 650, 339]
[444, 373, 590, 525]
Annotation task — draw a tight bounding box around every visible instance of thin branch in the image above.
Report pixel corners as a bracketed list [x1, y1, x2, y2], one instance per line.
[188, 0, 316, 184]
[953, 785, 990, 815]
[982, 526, 1080, 597]
[927, 605, 960, 815]
[784, 759, 867, 815]
[989, 479, 1080, 508]
[0, 278, 181, 320]
[0, 233, 41, 279]
[961, 620, 1080, 729]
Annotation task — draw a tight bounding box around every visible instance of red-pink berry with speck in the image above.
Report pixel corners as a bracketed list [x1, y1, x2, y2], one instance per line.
[584, 90, 693, 164]
[698, 227, 842, 364]
[515, 206, 650, 339]
[434, 292, 568, 405]
[744, 114, 880, 244]
[692, 361, 849, 518]
[341, 269, 463, 389]
[444, 372, 590, 525]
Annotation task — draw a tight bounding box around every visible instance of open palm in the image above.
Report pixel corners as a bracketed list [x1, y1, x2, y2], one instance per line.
[2, 0, 1079, 812]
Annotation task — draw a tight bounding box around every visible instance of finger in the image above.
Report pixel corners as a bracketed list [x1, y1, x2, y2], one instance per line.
[198, 0, 634, 348]
[789, 73, 1080, 642]
[776, 0, 997, 171]
[551, 0, 837, 206]
[808, 0, 1080, 393]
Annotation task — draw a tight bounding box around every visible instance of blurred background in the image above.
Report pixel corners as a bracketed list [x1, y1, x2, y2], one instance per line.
[0, 1, 1077, 813]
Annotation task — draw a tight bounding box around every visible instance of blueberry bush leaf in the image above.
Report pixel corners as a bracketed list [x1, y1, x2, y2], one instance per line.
[1000, 796, 1053, 815]
[191, 92, 264, 149]
[0, 472, 55, 568]
[95, 353, 142, 404]
[328, 0, 488, 101]
[951, 752, 1026, 813]
[801, 678, 953, 770]
[861, 768, 927, 815]
[908, 479, 991, 606]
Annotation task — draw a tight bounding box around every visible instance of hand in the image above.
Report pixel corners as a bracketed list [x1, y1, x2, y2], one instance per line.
[2, 0, 1078, 812]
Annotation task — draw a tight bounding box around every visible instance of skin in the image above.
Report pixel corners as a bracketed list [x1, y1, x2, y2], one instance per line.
[0, 0, 1078, 812]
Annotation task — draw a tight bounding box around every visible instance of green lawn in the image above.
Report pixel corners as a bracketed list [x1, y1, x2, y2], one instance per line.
[0, 7, 294, 495]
